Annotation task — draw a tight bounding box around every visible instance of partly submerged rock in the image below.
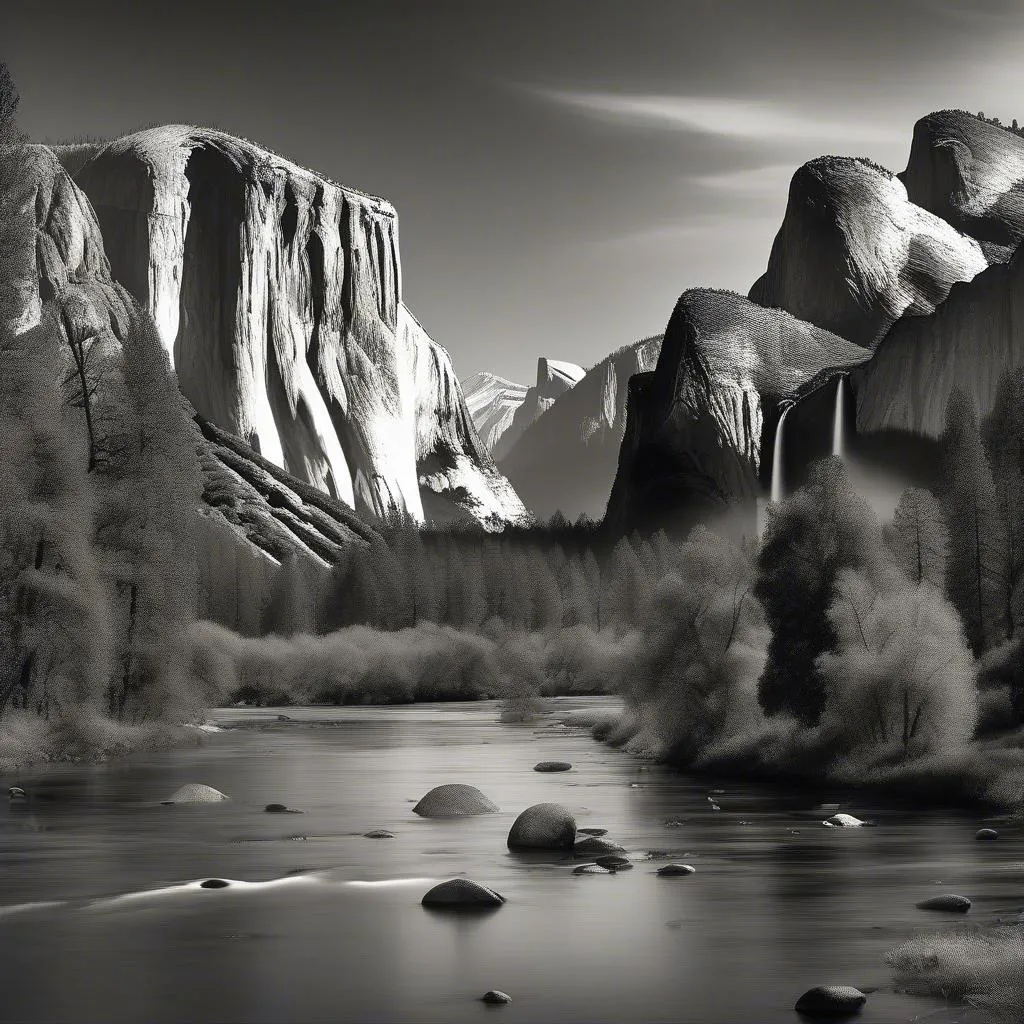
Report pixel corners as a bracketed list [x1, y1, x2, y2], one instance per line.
[8, 787, 27, 802]
[480, 990, 512, 1005]
[162, 783, 229, 805]
[822, 813, 869, 828]
[533, 761, 572, 773]
[975, 828, 999, 841]
[363, 829, 395, 839]
[199, 878, 231, 889]
[413, 784, 499, 818]
[421, 879, 505, 909]
[573, 836, 627, 858]
[916, 894, 972, 913]
[265, 803, 303, 814]
[657, 864, 697, 877]
[507, 803, 577, 850]
[573, 863, 611, 875]
[794, 985, 867, 1016]
[595, 855, 632, 871]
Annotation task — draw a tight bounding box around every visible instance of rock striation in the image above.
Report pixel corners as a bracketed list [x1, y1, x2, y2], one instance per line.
[70, 125, 529, 530]
[462, 371, 529, 452]
[500, 337, 662, 521]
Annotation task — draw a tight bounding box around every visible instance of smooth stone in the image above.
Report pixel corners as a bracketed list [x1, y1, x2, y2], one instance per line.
[199, 879, 231, 889]
[413, 784, 499, 818]
[916, 894, 971, 913]
[794, 985, 867, 1016]
[363, 829, 395, 839]
[822, 813, 868, 828]
[534, 761, 572, 773]
[162, 783, 229, 804]
[658, 864, 696, 876]
[421, 879, 505, 908]
[265, 803, 303, 814]
[577, 827, 608, 837]
[595, 855, 631, 871]
[481, 991, 512, 1005]
[507, 803, 577, 850]
[573, 863, 610, 875]
[573, 836, 626, 858]
[975, 828, 999, 840]
[8, 786, 26, 801]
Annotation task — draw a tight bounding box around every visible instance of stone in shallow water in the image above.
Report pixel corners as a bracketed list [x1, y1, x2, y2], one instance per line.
[413, 784, 499, 818]
[162, 783, 229, 804]
[421, 879, 505, 908]
[8, 787, 26, 801]
[595, 855, 631, 871]
[916, 894, 971, 913]
[794, 985, 867, 1016]
[534, 761, 572, 773]
[822, 813, 868, 828]
[507, 803, 577, 850]
[975, 828, 999, 841]
[573, 863, 610, 875]
[265, 803, 303, 814]
[657, 864, 696, 877]
[363, 829, 395, 839]
[573, 836, 626, 858]
[199, 879, 231, 889]
[481, 990, 511, 1005]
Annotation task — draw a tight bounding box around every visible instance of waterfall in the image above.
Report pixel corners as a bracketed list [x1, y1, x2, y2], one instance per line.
[832, 375, 847, 460]
[770, 405, 791, 504]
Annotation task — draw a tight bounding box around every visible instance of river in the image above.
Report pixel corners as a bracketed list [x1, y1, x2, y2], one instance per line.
[0, 697, 1017, 1023]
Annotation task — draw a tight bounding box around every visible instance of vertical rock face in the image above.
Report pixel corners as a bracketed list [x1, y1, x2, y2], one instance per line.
[498, 338, 661, 521]
[71, 125, 529, 529]
[492, 356, 586, 461]
[749, 156, 987, 348]
[462, 371, 529, 452]
[604, 290, 869, 537]
[18, 145, 376, 564]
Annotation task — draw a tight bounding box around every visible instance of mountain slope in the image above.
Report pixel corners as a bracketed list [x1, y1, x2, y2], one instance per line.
[70, 124, 530, 529]
[498, 338, 662, 521]
[462, 371, 529, 452]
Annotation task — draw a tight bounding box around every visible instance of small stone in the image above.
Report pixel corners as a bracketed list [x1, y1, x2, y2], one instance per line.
[822, 813, 867, 828]
[265, 803, 292, 813]
[534, 761, 572, 773]
[577, 827, 608, 837]
[364, 829, 395, 839]
[595, 855, 631, 871]
[199, 879, 231, 889]
[794, 985, 867, 1016]
[573, 863, 609, 875]
[481, 990, 512, 1005]
[658, 864, 696, 877]
[975, 828, 999, 841]
[8, 786, 26, 801]
[163, 783, 230, 804]
[917, 894, 971, 913]
[421, 879, 505, 908]
[508, 803, 577, 850]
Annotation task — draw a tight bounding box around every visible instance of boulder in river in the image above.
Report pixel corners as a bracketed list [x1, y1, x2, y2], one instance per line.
[162, 783, 229, 804]
[657, 864, 696, 877]
[595, 855, 631, 871]
[199, 879, 231, 889]
[975, 828, 999, 841]
[822, 813, 869, 828]
[363, 829, 395, 839]
[507, 802, 577, 850]
[413, 784, 499, 818]
[534, 761, 572, 773]
[794, 985, 867, 1016]
[573, 863, 610, 875]
[481, 990, 512, 1005]
[916, 894, 971, 913]
[573, 836, 626, 858]
[265, 803, 303, 814]
[421, 878, 505, 908]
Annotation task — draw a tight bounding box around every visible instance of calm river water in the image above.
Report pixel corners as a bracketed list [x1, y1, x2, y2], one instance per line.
[0, 697, 1018, 1023]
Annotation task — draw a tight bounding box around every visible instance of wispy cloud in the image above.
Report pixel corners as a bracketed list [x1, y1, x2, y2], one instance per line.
[686, 163, 796, 197]
[531, 90, 903, 144]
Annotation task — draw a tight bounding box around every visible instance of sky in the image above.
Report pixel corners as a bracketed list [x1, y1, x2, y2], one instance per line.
[5, 0, 1024, 385]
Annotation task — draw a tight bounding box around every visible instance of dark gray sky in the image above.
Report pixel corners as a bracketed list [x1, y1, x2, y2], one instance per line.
[5, 0, 1023, 383]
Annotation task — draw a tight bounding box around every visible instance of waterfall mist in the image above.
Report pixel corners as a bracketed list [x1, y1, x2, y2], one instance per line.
[770, 405, 791, 504]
